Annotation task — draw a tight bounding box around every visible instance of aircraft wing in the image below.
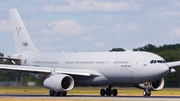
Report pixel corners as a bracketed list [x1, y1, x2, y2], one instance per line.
[166, 61, 180, 67]
[0, 64, 91, 76]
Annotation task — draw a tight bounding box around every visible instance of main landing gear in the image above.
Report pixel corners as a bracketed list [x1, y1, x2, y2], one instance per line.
[100, 85, 118, 96]
[143, 82, 151, 96]
[49, 90, 67, 96]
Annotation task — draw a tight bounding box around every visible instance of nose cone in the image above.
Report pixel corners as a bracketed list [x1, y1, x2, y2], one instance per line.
[155, 64, 169, 78]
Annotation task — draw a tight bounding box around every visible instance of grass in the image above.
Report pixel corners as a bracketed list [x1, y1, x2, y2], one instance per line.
[0, 86, 48, 95]
[0, 86, 180, 96]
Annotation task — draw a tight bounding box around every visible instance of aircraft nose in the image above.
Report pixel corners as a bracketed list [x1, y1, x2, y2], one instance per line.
[158, 65, 169, 77]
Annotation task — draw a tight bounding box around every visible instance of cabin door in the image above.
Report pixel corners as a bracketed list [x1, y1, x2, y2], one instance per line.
[28, 56, 34, 66]
[108, 56, 115, 69]
[59, 58, 64, 68]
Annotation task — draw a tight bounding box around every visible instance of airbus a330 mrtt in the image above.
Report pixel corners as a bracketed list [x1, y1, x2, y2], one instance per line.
[0, 9, 179, 97]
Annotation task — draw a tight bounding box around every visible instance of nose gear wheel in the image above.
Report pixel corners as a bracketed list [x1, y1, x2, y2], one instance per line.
[143, 81, 152, 96]
[143, 89, 151, 96]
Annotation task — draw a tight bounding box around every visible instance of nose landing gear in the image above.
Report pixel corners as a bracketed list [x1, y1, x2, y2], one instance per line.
[143, 82, 151, 96]
[100, 85, 118, 96]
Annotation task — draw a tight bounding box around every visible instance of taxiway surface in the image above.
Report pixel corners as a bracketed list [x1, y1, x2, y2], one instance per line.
[0, 94, 180, 101]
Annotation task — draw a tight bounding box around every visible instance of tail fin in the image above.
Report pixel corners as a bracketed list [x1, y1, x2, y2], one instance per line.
[10, 9, 40, 53]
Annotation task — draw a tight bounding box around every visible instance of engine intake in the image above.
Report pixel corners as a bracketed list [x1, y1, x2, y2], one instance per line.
[136, 78, 164, 91]
[43, 74, 74, 92]
[151, 78, 164, 91]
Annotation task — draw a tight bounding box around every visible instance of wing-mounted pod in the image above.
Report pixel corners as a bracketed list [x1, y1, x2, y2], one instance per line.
[136, 78, 164, 91]
[43, 74, 74, 92]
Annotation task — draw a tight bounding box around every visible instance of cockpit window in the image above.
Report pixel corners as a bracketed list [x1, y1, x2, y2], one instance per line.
[150, 60, 154, 63]
[150, 60, 166, 64]
[157, 60, 163, 63]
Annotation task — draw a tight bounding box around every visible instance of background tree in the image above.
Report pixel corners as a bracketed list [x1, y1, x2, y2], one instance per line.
[110, 48, 125, 52]
[0, 53, 4, 64]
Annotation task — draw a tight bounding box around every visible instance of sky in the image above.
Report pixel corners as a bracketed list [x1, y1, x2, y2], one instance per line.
[1, 0, 180, 56]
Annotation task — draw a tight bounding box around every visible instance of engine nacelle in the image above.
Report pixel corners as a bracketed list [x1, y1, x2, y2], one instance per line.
[137, 78, 164, 91]
[43, 74, 74, 92]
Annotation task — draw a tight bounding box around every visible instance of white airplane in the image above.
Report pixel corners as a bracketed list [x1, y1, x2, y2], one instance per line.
[0, 9, 179, 97]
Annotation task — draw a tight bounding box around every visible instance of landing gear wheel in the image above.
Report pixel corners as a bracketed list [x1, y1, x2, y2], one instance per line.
[143, 89, 151, 97]
[54, 92, 61, 96]
[106, 88, 111, 96]
[100, 85, 118, 96]
[148, 91, 151, 96]
[62, 91, 67, 96]
[112, 89, 117, 96]
[49, 90, 55, 96]
[143, 90, 146, 96]
[100, 89, 105, 96]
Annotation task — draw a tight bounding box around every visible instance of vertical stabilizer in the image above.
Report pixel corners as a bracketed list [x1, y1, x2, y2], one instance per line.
[10, 9, 40, 53]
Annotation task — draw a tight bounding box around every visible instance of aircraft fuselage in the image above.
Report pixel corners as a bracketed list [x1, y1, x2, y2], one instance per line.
[13, 51, 169, 85]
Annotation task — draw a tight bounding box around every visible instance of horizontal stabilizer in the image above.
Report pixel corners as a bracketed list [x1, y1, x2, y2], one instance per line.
[0, 56, 21, 65]
[0, 56, 21, 61]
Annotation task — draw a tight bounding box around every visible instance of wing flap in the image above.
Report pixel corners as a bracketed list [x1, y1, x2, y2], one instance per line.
[56, 69, 91, 76]
[0, 56, 21, 65]
[0, 64, 91, 76]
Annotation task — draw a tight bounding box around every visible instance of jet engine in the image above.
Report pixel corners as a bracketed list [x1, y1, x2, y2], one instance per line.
[43, 74, 74, 92]
[137, 78, 164, 91]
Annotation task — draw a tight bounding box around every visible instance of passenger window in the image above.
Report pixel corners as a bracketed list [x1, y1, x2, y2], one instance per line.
[150, 60, 154, 63]
[163, 60, 166, 63]
[154, 60, 156, 63]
